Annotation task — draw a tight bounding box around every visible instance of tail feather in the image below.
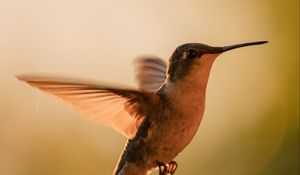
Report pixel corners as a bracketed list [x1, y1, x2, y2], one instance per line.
[115, 162, 148, 175]
[113, 140, 150, 175]
[113, 140, 128, 175]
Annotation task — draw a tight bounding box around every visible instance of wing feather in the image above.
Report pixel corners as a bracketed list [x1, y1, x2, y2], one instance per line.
[134, 57, 167, 92]
[16, 75, 156, 138]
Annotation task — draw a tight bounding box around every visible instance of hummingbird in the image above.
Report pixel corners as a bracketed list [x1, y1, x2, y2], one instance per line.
[16, 41, 267, 175]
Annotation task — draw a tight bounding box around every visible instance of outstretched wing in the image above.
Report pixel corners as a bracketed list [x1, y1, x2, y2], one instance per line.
[16, 75, 157, 138]
[134, 57, 167, 92]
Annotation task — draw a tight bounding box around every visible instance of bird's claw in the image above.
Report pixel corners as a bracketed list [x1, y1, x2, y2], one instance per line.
[168, 161, 177, 174]
[157, 161, 178, 175]
[157, 161, 167, 175]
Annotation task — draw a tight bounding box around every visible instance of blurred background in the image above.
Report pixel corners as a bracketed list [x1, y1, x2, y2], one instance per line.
[0, 0, 298, 175]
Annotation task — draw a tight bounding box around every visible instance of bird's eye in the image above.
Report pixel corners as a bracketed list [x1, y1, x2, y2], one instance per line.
[186, 49, 197, 59]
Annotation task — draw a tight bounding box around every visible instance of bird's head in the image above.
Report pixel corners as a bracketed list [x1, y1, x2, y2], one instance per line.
[167, 41, 268, 82]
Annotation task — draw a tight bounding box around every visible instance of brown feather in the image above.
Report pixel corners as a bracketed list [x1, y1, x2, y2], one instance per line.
[16, 75, 157, 138]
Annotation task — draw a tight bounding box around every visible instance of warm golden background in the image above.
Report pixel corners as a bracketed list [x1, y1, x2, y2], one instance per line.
[0, 0, 298, 175]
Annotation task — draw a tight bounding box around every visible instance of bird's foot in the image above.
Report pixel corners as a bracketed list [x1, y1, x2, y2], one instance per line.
[168, 161, 177, 174]
[157, 161, 178, 175]
[157, 161, 167, 175]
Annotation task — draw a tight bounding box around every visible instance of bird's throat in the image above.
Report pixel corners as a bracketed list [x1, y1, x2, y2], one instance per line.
[164, 54, 218, 110]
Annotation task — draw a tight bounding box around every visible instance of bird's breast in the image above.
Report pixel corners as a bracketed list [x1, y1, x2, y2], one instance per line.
[169, 97, 205, 147]
[149, 92, 206, 163]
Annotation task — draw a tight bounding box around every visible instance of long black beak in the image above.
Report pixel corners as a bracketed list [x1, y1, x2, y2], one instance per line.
[221, 41, 268, 52]
[207, 41, 268, 53]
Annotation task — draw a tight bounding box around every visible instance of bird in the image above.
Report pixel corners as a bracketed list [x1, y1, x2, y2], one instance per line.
[16, 41, 267, 175]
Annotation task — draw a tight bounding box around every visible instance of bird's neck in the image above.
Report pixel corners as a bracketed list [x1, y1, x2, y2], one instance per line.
[160, 54, 218, 113]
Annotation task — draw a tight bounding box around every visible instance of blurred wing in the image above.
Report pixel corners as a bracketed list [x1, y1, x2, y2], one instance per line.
[134, 57, 167, 92]
[17, 75, 156, 138]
